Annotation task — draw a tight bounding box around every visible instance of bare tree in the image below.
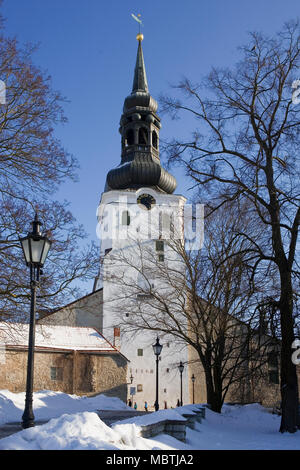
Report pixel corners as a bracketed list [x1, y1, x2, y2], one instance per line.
[0, 8, 98, 321]
[103, 202, 273, 412]
[160, 20, 300, 432]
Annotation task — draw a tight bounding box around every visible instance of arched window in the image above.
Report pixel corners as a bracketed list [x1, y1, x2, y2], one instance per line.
[122, 210, 130, 226]
[159, 212, 171, 237]
[152, 130, 158, 149]
[138, 127, 148, 145]
[125, 129, 134, 146]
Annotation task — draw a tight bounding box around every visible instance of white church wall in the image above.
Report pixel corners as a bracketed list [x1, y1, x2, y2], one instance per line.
[97, 187, 190, 409]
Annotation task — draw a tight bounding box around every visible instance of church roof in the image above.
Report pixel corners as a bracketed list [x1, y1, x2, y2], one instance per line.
[0, 322, 127, 358]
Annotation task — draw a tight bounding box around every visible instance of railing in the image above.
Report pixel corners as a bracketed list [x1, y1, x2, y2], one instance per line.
[122, 144, 159, 155]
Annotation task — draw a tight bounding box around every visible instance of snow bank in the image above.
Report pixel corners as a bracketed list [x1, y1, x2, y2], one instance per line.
[0, 391, 21, 425]
[1, 392, 299, 450]
[0, 389, 131, 425]
[0, 412, 175, 451]
[183, 403, 300, 450]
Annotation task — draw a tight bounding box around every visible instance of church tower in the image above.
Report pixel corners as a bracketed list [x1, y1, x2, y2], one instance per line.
[105, 33, 176, 195]
[96, 33, 189, 410]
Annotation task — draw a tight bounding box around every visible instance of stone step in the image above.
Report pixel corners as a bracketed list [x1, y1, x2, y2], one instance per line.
[96, 409, 151, 426]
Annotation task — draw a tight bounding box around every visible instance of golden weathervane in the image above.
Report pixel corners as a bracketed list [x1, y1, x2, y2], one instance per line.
[131, 13, 144, 41]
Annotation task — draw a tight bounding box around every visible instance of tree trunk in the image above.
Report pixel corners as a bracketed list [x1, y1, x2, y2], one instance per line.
[212, 363, 223, 413]
[279, 269, 300, 433]
[204, 367, 223, 413]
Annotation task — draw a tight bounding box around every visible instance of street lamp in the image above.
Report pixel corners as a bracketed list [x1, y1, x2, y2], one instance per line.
[191, 374, 196, 404]
[128, 373, 134, 406]
[152, 336, 163, 412]
[20, 213, 51, 429]
[178, 361, 184, 406]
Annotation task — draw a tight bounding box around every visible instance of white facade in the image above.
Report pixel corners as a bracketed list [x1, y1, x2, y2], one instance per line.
[95, 186, 190, 410]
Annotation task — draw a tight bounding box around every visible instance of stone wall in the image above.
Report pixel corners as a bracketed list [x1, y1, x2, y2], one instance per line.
[0, 348, 128, 402]
[187, 343, 300, 408]
[74, 352, 128, 401]
[38, 289, 103, 333]
[136, 406, 206, 442]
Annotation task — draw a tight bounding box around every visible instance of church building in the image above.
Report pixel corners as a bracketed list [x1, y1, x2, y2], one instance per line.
[37, 32, 297, 412]
[39, 32, 190, 410]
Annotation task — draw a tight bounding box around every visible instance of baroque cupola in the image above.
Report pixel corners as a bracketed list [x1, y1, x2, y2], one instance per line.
[104, 34, 177, 194]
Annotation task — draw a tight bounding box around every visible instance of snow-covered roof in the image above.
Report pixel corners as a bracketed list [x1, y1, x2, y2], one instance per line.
[0, 322, 120, 354]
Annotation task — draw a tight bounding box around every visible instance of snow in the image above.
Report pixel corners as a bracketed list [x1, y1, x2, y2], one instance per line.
[0, 389, 131, 425]
[0, 322, 116, 351]
[0, 390, 299, 450]
[0, 412, 175, 451]
[0, 412, 159, 450]
[181, 404, 300, 450]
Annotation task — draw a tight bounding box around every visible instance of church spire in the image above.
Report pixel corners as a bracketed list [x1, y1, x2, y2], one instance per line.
[104, 33, 177, 195]
[132, 35, 149, 93]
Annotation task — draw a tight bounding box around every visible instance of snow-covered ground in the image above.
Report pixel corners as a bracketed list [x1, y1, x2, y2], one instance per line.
[0, 390, 299, 450]
[0, 389, 131, 425]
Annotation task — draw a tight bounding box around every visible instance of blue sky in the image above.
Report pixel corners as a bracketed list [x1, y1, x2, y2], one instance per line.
[2, 0, 299, 292]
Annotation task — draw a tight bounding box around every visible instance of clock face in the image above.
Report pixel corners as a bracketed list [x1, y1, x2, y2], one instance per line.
[137, 193, 156, 210]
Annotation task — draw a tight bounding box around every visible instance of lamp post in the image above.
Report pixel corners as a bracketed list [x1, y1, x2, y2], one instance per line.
[178, 361, 184, 406]
[152, 336, 163, 412]
[129, 373, 134, 405]
[191, 374, 195, 404]
[20, 213, 51, 429]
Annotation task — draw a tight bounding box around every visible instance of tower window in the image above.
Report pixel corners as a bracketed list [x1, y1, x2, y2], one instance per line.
[125, 129, 134, 146]
[158, 254, 165, 262]
[152, 130, 158, 149]
[122, 210, 130, 226]
[138, 127, 148, 145]
[156, 240, 164, 252]
[137, 349, 143, 356]
[159, 212, 171, 236]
